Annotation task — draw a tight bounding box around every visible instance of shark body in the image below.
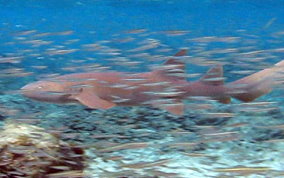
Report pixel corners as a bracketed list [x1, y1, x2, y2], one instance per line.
[21, 50, 283, 115]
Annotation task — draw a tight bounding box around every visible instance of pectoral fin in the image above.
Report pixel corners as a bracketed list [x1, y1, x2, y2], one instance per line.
[74, 89, 116, 109]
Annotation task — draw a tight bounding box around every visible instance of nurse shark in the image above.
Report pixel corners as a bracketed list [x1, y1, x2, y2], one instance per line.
[21, 50, 284, 115]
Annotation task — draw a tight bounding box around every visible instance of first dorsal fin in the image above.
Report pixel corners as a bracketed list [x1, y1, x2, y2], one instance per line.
[160, 49, 188, 80]
[164, 49, 187, 68]
[200, 64, 224, 85]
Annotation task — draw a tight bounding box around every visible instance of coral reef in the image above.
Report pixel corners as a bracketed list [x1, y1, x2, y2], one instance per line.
[0, 122, 85, 178]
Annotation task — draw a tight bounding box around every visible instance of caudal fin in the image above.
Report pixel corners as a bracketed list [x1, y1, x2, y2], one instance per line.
[227, 60, 284, 102]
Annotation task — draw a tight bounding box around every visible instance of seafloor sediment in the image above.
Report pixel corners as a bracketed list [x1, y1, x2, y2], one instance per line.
[0, 88, 283, 177]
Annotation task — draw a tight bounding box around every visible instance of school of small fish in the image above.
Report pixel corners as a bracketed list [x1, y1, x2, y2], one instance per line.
[0, 27, 284, 177]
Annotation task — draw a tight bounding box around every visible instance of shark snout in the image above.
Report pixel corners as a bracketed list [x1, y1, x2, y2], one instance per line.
[20, 81, 73, 104]
[20, 81, 52, 100]
[21, 83, 33, 91]
[21, 83, 39, 98]
[21, 82, 41, 94]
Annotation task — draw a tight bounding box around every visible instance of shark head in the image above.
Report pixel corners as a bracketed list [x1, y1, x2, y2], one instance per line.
[21, 80, 74, 103]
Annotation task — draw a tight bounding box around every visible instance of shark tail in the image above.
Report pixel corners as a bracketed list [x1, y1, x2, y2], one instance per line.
[227, 60, 284, 102]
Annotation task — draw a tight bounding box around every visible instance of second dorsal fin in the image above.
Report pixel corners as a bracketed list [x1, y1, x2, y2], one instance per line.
[200, 64, 224, 85]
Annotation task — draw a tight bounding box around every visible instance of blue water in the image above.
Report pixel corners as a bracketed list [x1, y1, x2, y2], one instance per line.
[0, 0, 283, 67]
[1, 0, 284, 34]
[0, 0, 283, 82]
[0, 0, 284, 177]
[1, 0, 284, 48]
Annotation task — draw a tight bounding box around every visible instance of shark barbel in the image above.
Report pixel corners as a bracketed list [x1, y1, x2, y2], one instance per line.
[21, 50, 284, 115]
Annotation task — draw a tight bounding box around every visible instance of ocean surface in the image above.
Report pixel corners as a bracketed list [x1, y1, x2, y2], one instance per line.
[0, 0, 284, 177]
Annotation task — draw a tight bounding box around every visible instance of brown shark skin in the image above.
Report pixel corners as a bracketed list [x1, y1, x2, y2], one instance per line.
[21, 51, 283, 115]
[21, 71, 189, 105]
